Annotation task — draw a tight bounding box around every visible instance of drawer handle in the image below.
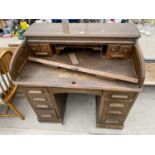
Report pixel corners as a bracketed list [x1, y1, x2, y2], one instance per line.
[40, 114, 52, 118]
[35, 52, 48, 55]
[111, 94, 128, 99]
[106, 119, 119, 124]
[36, 104, 49, 109]
[28, 90, 42, 94]
[107, 110, 123, 115]
[32, 47, 36, 51]
[111, 48, 116, 52]
[33, 98, 46, 101]
[42, 47, 48, 50]
[123, 48, 128, 52]
[109, 103, 125, 108]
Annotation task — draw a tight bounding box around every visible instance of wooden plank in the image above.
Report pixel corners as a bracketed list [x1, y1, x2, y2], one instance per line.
[29, 56, 138, 84]
[144, 63, 155, 85]
[68, 53, 79, 65]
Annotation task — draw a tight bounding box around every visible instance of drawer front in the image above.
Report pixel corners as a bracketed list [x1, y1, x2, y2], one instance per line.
[106, 44, 120, 58]
[39, 44, 53, 56]
[106, 44, 133, 58]
[51, 88, 102, 95]
[23, 87, 49, 95]
[28, 44, 40, 54]
[28, 94, 54, 109]
[35, 109, 58, 122]
[103, 99, 132, 116]
[28, 44, 52, 56]
[101, 113, 125, 125]
[104, 91, 135, 101]
[119, 45, 132, 58]
[22, 87, 54, 109]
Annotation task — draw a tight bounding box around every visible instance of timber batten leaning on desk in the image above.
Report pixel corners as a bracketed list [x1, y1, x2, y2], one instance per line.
[9, 23, 145, 129]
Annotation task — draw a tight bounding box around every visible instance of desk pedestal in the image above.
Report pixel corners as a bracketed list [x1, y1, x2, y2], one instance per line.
[21, 86, 138, 129]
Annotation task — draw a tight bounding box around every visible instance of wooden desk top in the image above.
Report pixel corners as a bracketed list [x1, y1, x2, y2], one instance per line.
[24, 23, 140, 39]
[15, 61, 140, 92]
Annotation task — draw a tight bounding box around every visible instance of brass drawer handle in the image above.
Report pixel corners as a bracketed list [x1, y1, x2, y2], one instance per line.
[40, 114, 52, 118]
[32, 47, 36, 51]
[33, 98, 46, 101]
[107, 110, 123, 115]
[109, 103, 125, 108]
[111, 48, 116, 52]
[106, 119, 119, 124]
[36, 104, 49, 109]
[28, 90, 42, 94]
[35, 52, 48, 55]
[111, 94, 128, 99]
[123, 48, 129, 52]
[42, 47, 47, 50]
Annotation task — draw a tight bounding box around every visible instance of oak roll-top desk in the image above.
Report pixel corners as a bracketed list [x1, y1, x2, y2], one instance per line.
[9, 23, 145, 129]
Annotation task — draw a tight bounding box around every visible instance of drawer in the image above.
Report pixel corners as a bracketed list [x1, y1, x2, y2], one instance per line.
[28, 44, 52, 56]
[106, 44, 133, 58]
[120, 45, 132, 53]
[106, 44, 120, 58]
[36, 109, 58, 122]
[28, 94, 54, 109]
[28, 44, 40, 53]
[39, 44, 53, 56]
[101, 113, 125, 124]
[23, 87, 49, 95]
[103, 99, 132, 116]
[119, 45, 133, 58]
[104, 91, 135, 100]
[51, 88, 102, 95]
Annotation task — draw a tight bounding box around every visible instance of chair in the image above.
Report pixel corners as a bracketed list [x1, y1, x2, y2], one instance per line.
[0, 50, 25, 120]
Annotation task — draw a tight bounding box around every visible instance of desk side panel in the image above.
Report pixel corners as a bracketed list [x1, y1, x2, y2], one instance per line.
[131, 42, 145, 87]
[9, 42, 29, 80]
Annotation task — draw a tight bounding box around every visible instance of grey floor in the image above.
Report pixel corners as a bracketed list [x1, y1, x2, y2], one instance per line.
[139, 33, 155, 60]
[0, 86, 154, 135]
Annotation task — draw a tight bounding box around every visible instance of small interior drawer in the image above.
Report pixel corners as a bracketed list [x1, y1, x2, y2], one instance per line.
[28, 44, 52, 56]
[120, 45, 132, 53]
[39, 44, 53, 56]
[28, 44, 40, 52]
[106, 45, 120, 55]
[106, 44, 133, 58]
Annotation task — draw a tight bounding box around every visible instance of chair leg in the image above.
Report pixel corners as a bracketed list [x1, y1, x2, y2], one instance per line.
[6, 102, 25, 120]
